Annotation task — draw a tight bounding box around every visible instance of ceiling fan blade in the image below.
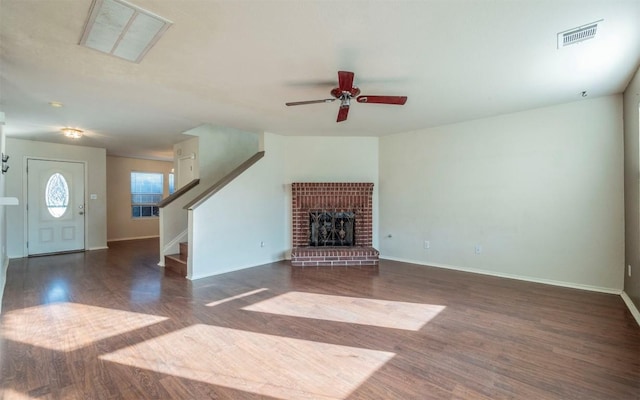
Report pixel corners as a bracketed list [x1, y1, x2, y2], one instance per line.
[356, 95, 407, 105]
[286, 98, 336, 106]
[338, 71, 355, 92]
[337, 106, 350, 122]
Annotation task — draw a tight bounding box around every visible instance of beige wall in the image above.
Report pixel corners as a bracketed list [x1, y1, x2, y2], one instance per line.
[107, 156, 173, 241]
[624, 65, 640, 310]
[379, 95, 624, 292]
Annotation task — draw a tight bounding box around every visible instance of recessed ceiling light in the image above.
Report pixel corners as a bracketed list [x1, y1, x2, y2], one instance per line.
[62, 128, 83, 139]
[49, 101, 64, 108]
[79, 0, 173, 63]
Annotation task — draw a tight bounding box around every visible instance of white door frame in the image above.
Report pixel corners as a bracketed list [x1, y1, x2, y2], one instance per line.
[23, 157, 88, 256]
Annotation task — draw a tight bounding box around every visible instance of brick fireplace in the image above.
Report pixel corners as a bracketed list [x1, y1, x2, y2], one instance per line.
[291, 182, 379, 267]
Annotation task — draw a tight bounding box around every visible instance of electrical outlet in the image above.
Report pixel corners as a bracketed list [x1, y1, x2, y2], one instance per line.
[260, 241, 265, 248]
[628, 265, 632, 277]
[423, 240, 430, 249]
[475, 244, 482, 254]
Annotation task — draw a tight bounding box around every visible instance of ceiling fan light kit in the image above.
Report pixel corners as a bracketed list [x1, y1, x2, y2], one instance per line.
[286, 71, 407, 122]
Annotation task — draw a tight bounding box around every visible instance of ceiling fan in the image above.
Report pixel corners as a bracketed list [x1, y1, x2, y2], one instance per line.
[285, 71, 407, 122]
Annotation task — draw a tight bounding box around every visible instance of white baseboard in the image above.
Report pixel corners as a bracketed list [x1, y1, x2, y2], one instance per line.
[87, 246, 109, 251]
[380, 256, 622, 295]
[107, 235, 159, 242]
[621, 291, 640, 327]
[188, 256, 286, 281]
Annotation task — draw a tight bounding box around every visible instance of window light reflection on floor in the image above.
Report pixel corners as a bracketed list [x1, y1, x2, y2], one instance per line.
[44, 278, 71, 303]
[129, 278, 162, 303]
[0, 302, 168, 352]
[100, 324, 395, 400]
[243, 292, 446, 331]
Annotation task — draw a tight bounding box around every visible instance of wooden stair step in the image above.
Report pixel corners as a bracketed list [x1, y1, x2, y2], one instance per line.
[165, 253, 187, 276]
[179, 242, 188, 258]
[166, 253, 187, 263]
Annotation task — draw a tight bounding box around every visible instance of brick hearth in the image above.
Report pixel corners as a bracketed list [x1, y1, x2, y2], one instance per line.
[291, 182, 379, 267]
[291, 247, 380, 267]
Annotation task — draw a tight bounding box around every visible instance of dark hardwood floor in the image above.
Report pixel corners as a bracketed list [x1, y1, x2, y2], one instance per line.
[1, 238, 639, 399]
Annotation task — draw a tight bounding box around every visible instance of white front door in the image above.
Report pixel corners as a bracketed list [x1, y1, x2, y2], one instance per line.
[27, 159, 85, 255]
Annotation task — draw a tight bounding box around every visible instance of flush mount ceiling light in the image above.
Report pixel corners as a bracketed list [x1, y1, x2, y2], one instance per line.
[62, 128, 83, 139]
[79, 0, 172, 63]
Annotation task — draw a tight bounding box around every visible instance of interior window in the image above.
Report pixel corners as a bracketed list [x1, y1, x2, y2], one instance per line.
[131, 172, 163, 218]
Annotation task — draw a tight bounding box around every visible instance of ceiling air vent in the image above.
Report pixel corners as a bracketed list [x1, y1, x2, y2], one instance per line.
[557, 20, 603, 49]
[79, 0, 172, 63]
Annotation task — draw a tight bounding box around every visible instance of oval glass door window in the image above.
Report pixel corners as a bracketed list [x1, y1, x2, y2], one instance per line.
[45, 173, 69, 218]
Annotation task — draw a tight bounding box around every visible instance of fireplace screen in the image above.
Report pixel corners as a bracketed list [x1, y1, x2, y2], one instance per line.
[309, 211, 355, 247]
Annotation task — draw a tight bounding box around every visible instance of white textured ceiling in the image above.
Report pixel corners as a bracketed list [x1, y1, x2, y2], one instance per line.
[1, 0, 639, 160]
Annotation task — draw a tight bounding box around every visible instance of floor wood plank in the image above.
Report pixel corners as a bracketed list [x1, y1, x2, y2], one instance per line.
[1, 238, 638, 399]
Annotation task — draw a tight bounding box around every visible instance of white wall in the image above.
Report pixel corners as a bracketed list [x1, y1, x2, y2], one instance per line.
[173, 136, 199, 189]
[283, 136, 380, 254]
[160, 125, 260, 262]
[624, 65, 640, 309]
[5, 138, 107, 257]
[379, 95, 625, 292]
[189, 132, 286, 279]
[0, 113, 9, 313]
[182, 124, 260, 183]
[188, 133, 380, 279]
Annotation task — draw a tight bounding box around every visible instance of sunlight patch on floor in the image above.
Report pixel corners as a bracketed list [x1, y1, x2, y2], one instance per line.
[100, 324, 395, 399]
[205, 288, 269, 307]
[243, 291, 445, 331]
[1, 302, 167, 352]
[0, 388, 39, 399]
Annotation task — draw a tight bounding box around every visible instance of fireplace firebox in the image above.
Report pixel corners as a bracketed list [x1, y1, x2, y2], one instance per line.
[309, 211, 355, 247]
